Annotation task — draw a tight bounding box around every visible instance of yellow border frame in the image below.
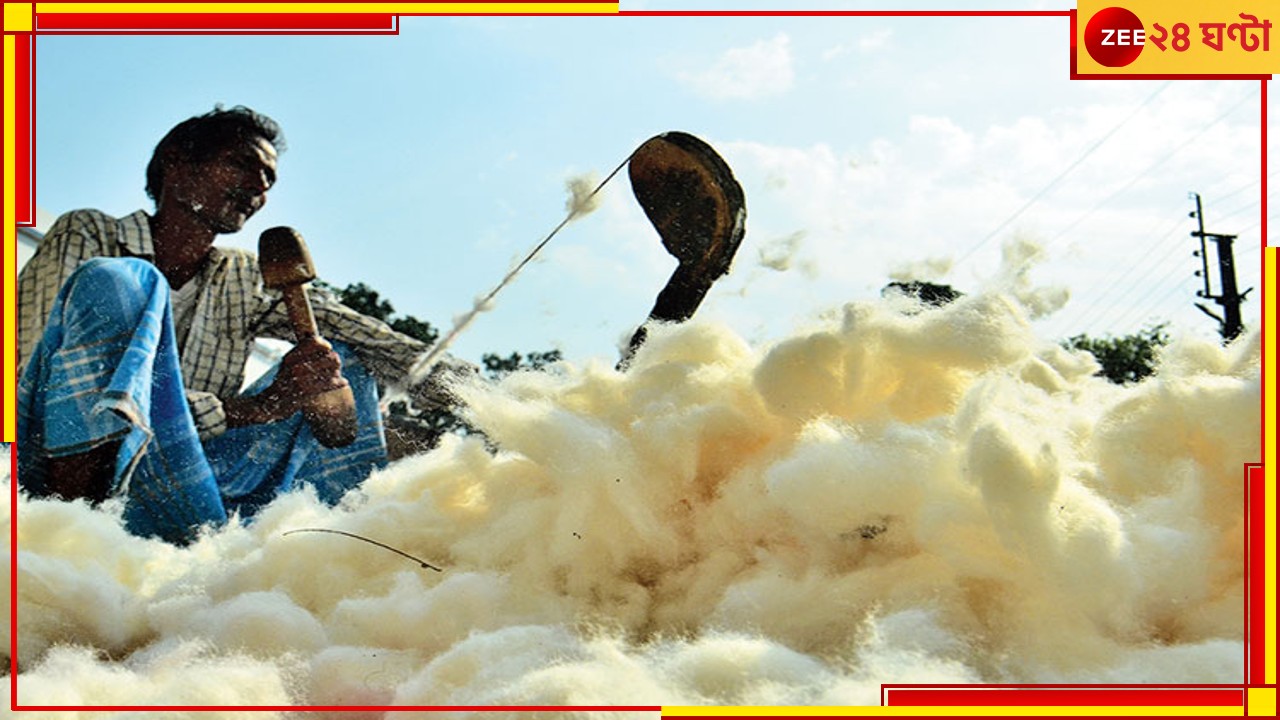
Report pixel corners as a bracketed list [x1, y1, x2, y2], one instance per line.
[3, 28, 17, 441]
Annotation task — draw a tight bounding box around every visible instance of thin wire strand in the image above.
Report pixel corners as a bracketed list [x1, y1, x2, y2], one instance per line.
[952, 81, 1171, 269]
[1208, 178, 1262, 207]
[1080, 248, 1190, 335]
[1094, 255, 1197, 335]
[1046, 216, 1184, 337]
[283, 528, 443, 572]
[1028, 87, 1260, 338]
[401, 151, 636, 390]
[1041, 86, 1258, 257]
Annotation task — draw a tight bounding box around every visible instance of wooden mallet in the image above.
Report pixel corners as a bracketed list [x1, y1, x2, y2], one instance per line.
[620, 131, 747, 367]
[258, 226, 359, 448]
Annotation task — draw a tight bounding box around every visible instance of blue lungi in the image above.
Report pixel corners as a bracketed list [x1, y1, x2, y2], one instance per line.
[17, 257, 388, 544]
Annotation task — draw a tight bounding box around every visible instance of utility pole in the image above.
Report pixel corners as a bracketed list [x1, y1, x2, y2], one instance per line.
[1190, 192, 1250, 343]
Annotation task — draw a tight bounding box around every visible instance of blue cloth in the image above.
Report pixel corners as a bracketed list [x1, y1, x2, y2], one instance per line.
[17, 257, 387, 544]
[204, 340, 389, 519]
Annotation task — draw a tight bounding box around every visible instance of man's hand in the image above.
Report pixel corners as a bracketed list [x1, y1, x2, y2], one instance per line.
[278, 338, 348, 397]
[225, 338, 349, 427]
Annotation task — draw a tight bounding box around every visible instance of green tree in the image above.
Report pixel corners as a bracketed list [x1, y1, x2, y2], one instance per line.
[882, 280, 963, 307]
[481, 349, 563, 379]
[1063, 323, 1170, 385]
[315, 279, 439, 346]
[316, 281, 395, 323]
[391, 316, 439, 346]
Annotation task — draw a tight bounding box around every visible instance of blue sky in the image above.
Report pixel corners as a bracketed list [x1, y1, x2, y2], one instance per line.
[34, 9, 1273, 366]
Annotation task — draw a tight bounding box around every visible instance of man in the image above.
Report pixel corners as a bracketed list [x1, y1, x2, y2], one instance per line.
[18, 106, 457, 544]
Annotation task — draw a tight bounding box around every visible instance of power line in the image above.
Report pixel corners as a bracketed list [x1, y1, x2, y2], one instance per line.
[1208, 179, 1262, 206]
[1046, 215, 1183, 336]
[1199, 167, 1257, 197]
[1112, 277, 1193, 336]
[1213, 191, 1277, 226]
[952, 82, 1171, 269]
[1235, 212, 1278, 236]
[1095, 253, 1197, 335]
[1215, 199, 1262, 224]
[1036, 87, 1260, 339]
[1041, 87, 1259, 257]
[1071, 235, 1189, 335]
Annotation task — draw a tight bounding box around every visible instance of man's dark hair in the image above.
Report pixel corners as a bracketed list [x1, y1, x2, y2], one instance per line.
[145, 105, 285, 202]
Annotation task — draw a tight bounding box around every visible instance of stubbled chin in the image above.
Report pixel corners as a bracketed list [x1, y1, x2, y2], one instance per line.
[210, 218, 246, 234]
[213, 208, 251, 233]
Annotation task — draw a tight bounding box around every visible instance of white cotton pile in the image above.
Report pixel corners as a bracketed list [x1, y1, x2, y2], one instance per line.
[888, 256, 953, 283]
[2, 245, 1257, 716]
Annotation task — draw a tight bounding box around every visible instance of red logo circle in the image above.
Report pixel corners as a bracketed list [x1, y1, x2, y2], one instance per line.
[1084, 7, 1145, 67]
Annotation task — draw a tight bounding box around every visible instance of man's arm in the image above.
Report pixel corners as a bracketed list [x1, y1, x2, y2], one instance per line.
[305, 287, 430, 379]
[184, 338, 349, 436]
[222, 338, 347, 428]
[251, 281, 478, 412]
[307, 287, 478, 403]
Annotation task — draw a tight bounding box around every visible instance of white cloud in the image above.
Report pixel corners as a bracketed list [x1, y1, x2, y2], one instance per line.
[858, 27, 894, 53]
[820, 45, 849, 62]
[822, 28, 893, 60]
[678, 33, 794, 101]
[907, 114, 976, 167]
[687, 81, 1262, 347]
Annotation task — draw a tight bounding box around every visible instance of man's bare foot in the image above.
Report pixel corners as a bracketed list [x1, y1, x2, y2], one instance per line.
[47, 440, 120, 504]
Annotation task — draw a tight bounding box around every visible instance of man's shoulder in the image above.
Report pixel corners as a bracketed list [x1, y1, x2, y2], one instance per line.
[209, 245, 258, 265]
[47, 208, 141, 238]
[206, 245, 263, 285]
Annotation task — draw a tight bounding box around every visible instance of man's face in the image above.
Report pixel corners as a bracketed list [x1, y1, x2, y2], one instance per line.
[166, 136, 278, 235]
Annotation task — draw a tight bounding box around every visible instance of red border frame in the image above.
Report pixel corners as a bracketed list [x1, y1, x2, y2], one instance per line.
[882, 687, 1245, 706]
[34, 12, 400, 33]
[5, 4, 1271, 716]
[12, 31, 32, 227]
[1250, 464, 1267, 687]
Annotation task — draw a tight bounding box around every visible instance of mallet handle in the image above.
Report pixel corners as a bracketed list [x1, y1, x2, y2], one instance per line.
[280, 284, 359, 449]
[281, 285, 321, 341]
[260, 226, 361, 449]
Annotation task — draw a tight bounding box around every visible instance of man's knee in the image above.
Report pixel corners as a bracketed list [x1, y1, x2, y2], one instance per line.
[66, 257, 165, 301]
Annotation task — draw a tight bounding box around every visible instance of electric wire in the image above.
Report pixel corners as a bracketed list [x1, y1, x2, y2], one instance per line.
[1211, 191, 1275, 227]
[1080, 250, 1189, 335]
[1039, 87, 1258, 260]
[951, 82, 1171, 270]
[1045, 215, 1184, 338]
[1038, 87, 1261, 338]
[1096, 253, 1199, 335]
[1207, 178, 1262, 207]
